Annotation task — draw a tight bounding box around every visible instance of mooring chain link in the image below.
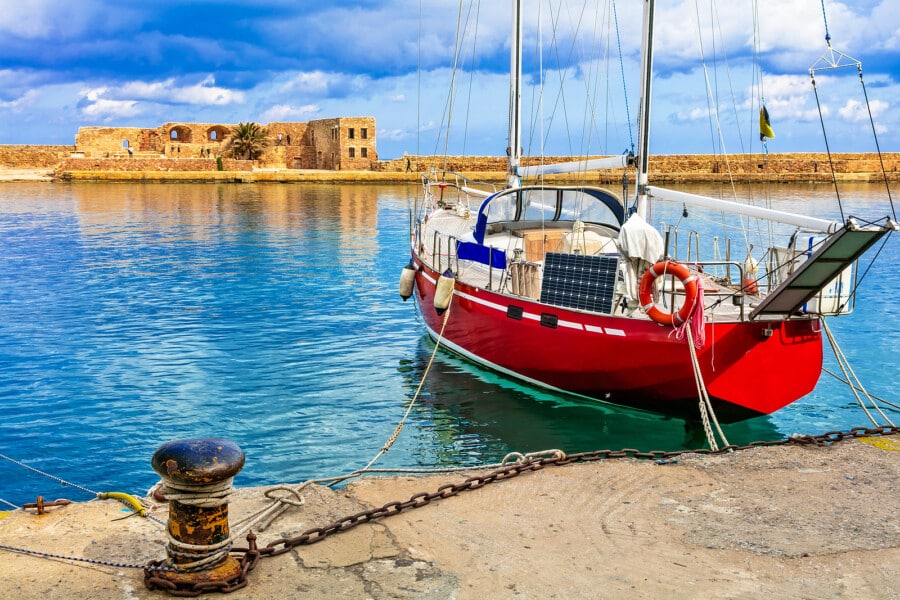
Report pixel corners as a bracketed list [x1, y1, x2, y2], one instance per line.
[251, 424, 898, 560]
[240, 424, 894, 560]
[143, 535, 261, 597]
[259, 459, 547, 558]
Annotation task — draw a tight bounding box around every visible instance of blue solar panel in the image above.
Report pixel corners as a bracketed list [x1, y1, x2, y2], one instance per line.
[540, 253, 619, 314]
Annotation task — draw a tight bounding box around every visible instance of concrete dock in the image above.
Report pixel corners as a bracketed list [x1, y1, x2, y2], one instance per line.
[1, 436, 897, 599]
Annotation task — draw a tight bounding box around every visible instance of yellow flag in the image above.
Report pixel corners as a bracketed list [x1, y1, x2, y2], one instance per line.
[759, 106, 775, 141]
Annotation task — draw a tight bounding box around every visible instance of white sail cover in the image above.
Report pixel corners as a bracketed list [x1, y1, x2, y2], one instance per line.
[618, 213, 665, 302]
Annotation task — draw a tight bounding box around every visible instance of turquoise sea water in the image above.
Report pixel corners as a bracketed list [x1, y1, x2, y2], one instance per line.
[0, 181, 896, 506]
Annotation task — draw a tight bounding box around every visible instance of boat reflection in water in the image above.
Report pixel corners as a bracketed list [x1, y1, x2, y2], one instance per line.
[399, 336, 783, 464]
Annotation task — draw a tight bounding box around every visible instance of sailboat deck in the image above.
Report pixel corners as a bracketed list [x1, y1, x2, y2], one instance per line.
[455, 260, 759, 324]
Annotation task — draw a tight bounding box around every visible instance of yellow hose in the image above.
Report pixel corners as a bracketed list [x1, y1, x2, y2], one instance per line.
[98, 492, 147, 517]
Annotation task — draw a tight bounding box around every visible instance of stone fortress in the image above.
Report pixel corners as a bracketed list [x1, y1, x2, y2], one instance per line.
[61, 117, 377, 173]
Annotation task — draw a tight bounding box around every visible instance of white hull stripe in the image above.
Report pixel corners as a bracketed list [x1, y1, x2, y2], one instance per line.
[417, 259, 626, 337]
[428, 279, 626, 338]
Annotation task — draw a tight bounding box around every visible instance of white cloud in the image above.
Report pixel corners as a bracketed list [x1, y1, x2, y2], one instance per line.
[837, 98, 888, 122]
[377, 128, 410, 142]
[259, 103, 320, 122]
[80, 97, 140, 119]
[119, 76, 244, 106]
[0, 89, 39, 110]
[75, 76, 244, 120]
[280, 71, 332, 95]
[279, 71, 371, 98]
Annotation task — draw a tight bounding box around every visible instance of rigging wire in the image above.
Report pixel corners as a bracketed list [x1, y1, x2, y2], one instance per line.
[529, 0, 580, 161]
[416, 0, 422, 161]
[460, 0, 482, 155]
[809, 74, 845, 222]
[746, 0, 776, 249]
[856, 65, 897, 221]
[690, 0, 754, 255]
[611, 0, 634, 153]
[433, 0, 468, 170]
[808, 0, 896, 221]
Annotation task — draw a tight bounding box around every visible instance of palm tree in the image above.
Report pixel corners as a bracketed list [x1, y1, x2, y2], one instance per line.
[225, 121, 270, 160]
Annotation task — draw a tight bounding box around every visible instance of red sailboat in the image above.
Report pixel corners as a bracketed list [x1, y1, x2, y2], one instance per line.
[402, 0, 895, 423]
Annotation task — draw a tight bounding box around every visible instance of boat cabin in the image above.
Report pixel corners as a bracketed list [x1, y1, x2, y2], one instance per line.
[453, 186, 625, 270]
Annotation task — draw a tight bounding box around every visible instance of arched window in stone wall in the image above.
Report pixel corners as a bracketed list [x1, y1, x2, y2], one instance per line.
[207, 126, 228, 142]
[169, 126, 193, 143]
[122, 139, 129, 148]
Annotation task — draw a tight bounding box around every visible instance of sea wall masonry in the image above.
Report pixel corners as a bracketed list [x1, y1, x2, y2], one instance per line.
[1, 137, 898, 184]
[378, 153, 900, 184]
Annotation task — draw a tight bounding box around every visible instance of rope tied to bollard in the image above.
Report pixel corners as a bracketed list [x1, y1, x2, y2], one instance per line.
[144, 439, 248, 593]
[154, 478, 235, 509]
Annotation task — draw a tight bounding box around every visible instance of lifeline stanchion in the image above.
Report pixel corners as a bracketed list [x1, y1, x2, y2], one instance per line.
[144, 438, 245, 592]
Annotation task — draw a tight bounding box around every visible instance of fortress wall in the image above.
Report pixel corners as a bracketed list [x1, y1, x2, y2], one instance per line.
[55, 157, 253, 174]
[0, 145, 74, 168]
[377, 152, 900, 183]
[75, 127, 148, 156]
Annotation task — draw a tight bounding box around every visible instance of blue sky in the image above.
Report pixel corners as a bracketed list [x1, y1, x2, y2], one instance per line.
[0, 0, 897, 159]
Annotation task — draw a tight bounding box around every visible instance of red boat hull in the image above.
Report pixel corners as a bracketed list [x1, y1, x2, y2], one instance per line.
[412, 258, 823, 422]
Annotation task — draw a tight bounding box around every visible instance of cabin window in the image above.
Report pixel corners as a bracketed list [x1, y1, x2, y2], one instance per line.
[349, 128, 355, 139]
[348, 147, 356, 158]
[361, 128, 368, 139]
[483, 190, 519, 223]
[560, 190, 623, 227]
[361, 148, 368, 158]
[521, 189, 558, 221]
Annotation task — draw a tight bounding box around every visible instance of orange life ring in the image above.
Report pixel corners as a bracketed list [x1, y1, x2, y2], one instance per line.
[639, 261, 699, 326]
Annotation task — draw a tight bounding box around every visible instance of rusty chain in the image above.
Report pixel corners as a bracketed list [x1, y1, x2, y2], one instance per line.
[253, 424, 896, 559]
[142, 534, 261, 597]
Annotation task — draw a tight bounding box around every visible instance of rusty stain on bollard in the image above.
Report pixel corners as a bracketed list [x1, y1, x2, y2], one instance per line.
[149, 438, 245, 587]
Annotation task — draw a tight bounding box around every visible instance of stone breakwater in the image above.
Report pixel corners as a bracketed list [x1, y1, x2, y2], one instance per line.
[0, 144, 898, 183]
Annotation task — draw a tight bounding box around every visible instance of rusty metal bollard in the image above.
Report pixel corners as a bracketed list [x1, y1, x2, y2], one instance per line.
[149, 438, 245, 587]
[22, 496, 72, 515]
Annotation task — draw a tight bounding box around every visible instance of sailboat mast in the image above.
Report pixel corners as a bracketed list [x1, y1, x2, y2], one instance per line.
[508, 0, 523, 188]
[635, 0, 655, 218]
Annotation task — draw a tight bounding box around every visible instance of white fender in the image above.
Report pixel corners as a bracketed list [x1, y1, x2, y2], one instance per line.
[434, 269, 455, 314]
[399, 263, 416, 300]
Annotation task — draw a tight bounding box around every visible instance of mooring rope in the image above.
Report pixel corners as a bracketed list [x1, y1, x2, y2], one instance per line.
[821, 368, 900, 412]
[685, 330, 729, 451]
[234, 296, 458, 534]
[362, 298, 454, 472]
[678, 280, 729, 451]
[821, 319, 894, 427]
[0, 452, 164, 525]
